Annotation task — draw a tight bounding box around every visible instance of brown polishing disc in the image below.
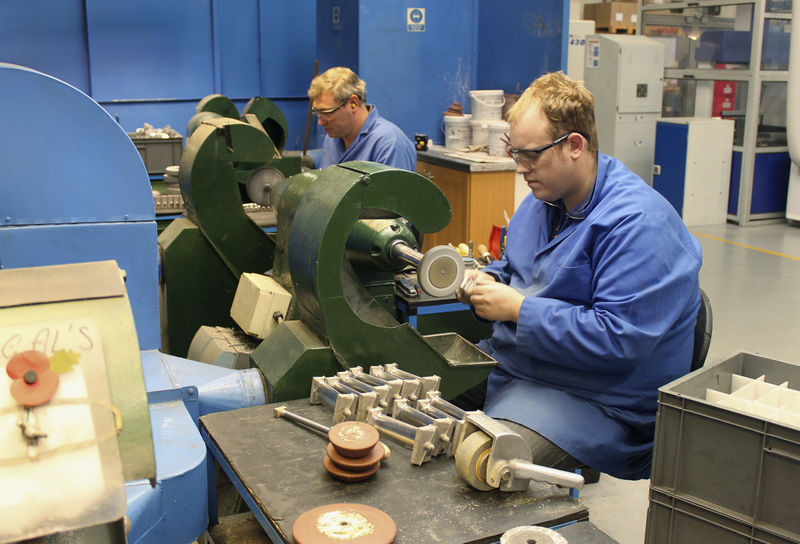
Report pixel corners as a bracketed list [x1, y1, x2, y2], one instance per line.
[323, 455, 380, 482]
[328, 421, 380, 458]
[326, 442, 384, 470]
[292, 503, 396, 544]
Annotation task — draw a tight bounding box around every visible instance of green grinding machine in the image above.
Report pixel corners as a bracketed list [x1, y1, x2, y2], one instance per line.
[159, 114, 495, 403]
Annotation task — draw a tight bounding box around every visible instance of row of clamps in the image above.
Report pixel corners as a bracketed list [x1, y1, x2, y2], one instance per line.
[310, 365, 482, 465]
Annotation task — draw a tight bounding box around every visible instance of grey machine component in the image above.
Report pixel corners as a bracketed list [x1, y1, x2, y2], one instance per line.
[583, 34, 665, 185]
[454, 412, 585, 492]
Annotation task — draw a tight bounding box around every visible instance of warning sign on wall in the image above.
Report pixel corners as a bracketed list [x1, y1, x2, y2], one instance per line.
[407, 8, 425, 32]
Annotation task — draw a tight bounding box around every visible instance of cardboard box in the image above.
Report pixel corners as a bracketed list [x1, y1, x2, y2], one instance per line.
[583, 2, 637, 28]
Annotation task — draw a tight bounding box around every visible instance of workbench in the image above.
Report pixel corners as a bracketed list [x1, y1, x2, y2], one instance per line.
[200, 399, 589, 544]
[416, 147, 516, 255]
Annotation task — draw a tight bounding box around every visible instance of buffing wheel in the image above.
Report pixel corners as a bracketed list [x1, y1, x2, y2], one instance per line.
[326, 442, 384, 470]
[328, 421, 380, 458]
[292, 503, 396, 544]
[500, 525, 568, 544]
[416, 245, 464, 297]
[323, 455, 380, 482]
[454, 430, 494, 491]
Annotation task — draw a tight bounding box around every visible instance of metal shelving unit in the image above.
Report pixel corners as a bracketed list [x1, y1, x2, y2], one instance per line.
[638, 0, 792, 225]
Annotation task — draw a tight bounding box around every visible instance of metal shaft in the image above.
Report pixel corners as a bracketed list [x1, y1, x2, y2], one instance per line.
[273, 405, 329, 437]
[390, 241, 423, 267]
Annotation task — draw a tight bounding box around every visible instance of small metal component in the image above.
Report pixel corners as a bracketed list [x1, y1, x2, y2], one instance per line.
[336, 373, 391, 410]
[392, 398, 454, 457]
[349, 367, 403, 411]
[309, 376, 356, 423]
[330, 378, 379, 422]
[416, 393, 473, 453]
[370, 365, 422, 402]
[383, 363, 441, 399]
[367, 407, 436, 465]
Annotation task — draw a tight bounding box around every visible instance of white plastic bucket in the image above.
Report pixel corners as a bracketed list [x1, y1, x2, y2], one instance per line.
[470, 119, 491, 148]
[443, 114, 471, 149]
[469, 90, 505, 121]
[487, 120, 510, 157]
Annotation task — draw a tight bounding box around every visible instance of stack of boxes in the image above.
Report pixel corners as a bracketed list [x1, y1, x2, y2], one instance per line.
[582, 1, 638, 34]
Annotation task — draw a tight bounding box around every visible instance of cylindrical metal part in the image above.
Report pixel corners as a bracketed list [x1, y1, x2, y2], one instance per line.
[390, 241, 423, 267]
[395, 403, 437, 428]
[371, 414, 416, 447]
[430, 396, 467, 421]
[509, 461, 585, 490]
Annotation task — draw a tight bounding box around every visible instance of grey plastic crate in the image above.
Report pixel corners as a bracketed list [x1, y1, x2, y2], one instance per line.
[646, 489, 797, 544]
[647, 352, 800, 543]
[128, 134, 182, 174]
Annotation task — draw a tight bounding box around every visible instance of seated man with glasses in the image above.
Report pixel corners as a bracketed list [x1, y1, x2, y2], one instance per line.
[456, 71, 701, 480]
[308, 66, 416, 170]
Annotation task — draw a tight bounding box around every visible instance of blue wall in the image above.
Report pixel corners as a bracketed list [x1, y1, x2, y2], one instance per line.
[0, 1, 566, 149]
[0, 0, 318, 150]
[315, 0, 567, 145]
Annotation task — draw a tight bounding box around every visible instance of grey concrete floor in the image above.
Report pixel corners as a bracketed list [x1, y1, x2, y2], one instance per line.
[578, 221, 800, 544]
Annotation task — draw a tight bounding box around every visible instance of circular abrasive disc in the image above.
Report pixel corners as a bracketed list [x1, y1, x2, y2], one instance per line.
[326, 442, 384, 470]
[328, 421, 380, 458]
[323, 455, 380, 482]
[454, 430, 494, 491]
[292, 503, 396, 544]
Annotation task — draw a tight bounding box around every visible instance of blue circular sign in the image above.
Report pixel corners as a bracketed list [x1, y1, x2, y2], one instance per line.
[409, 9, 423, 23]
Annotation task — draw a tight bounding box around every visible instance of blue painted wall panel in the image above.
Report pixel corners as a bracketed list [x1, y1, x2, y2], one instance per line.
[85, 0, 215, 101]
[0, 1, 91, 93]
[0, 223, 161, 351]
[214, 0, 261, 98]
[359, 0, 475, 145]
[261, 0, 318, 97]
[316, 0, 360, 73]
[477, 0, 565, 93]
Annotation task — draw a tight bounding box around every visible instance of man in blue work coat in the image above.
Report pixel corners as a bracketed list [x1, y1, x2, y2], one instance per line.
[456, 71, 702, 480]
[308, 67, 416, 171]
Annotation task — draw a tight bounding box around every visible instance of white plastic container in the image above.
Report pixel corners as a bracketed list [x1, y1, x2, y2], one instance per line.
[470, 119, 491, 148]
[487, 120, 510, 157]
[469, 90, 505, 121]
[443, 114, 472, 149]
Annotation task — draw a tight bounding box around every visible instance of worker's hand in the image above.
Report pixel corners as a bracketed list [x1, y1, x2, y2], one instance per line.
[456, 269, 496, 305]
[468, 282, 524, 323]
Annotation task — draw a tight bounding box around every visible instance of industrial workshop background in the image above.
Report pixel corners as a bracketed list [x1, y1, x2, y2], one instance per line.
[0, 0, 569, 150]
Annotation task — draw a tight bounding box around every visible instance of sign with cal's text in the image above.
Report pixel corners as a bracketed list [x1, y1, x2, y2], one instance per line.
[407, 8, 425, 32]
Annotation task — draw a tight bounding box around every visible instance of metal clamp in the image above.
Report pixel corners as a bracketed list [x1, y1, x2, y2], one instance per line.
[309, 376, 356, 424]
[392, 398, 454, 457]
[367, 407, 436, 465]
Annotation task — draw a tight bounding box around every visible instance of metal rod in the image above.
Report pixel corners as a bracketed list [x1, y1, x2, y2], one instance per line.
[273, 405, 329, 437]
[390, 241, 423, 267]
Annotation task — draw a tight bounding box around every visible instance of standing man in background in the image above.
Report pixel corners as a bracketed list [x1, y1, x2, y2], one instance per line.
[456, 71, 702, 480]
[308, 66, 416, 171]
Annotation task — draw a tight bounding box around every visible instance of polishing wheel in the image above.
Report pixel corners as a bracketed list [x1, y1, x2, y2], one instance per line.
[416, 245, 465, 298]
[292, 503, 396, 544]
[454, 430, 494, 491]
[246, 166, 285, 207]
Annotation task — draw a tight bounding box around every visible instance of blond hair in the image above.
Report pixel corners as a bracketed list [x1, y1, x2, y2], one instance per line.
[308, 66, 367, 104]
[506, 71, 598, 155]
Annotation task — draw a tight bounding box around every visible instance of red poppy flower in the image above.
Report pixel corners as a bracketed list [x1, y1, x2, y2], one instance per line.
[6, 350, 59, 407]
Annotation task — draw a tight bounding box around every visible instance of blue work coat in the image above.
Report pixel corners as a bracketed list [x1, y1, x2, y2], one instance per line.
[480, 153, 702, 480]
[319, 106, 417, 171]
